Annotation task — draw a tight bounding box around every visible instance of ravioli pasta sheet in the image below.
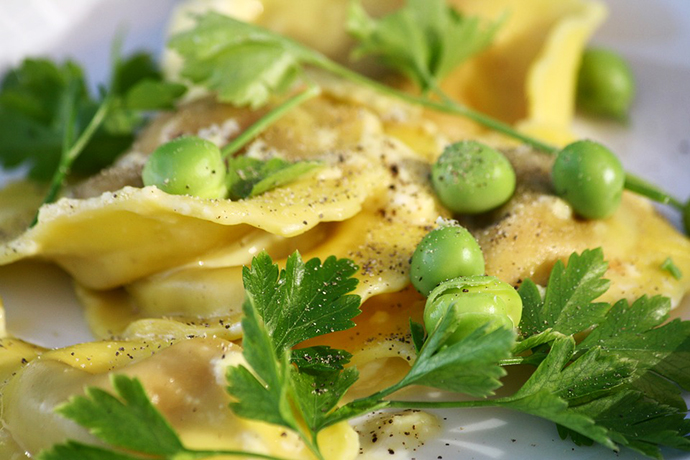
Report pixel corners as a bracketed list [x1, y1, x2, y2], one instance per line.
[0, 336, 358, 459]
[0, 1, 689, 459]
[443, 0, 606, 144]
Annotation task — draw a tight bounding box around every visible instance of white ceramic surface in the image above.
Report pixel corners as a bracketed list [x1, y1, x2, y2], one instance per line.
[0, 1, 688, 459]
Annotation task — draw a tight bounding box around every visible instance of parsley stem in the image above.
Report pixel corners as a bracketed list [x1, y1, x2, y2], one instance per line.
[428, 80, 687, 212]
[386, 398, 498, 410]
[331, 398, 503, 425]
[315, 56, 687, 215]
[221, 84, 321, 159]
[182, 449, 293, 460]
[498, 353, 547, 367]
[323, 384, 404, 428]
[427, 79, 558, 154]
[31, 91, 113, 226]
[295, 431, 325, 460]
[314, 57, 558, 153]
[624, 173, 684, 210]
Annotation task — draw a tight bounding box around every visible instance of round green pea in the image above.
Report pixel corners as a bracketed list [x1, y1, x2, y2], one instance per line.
[424, 275, 522, 343]
[431, 141, 516, 214]
[142, 136, 228, 199]
[410, 224, 485, 297]
[552, 140, 625, 219]
[577, 48, 635, 119]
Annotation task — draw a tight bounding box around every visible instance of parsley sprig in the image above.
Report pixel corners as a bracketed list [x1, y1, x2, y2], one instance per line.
[347, 0, 501, 94]
[516, 250, 690, 457]
[0, 45, 186, 224]
[167, 5, 550, 154]
[40, 254, 361, 460]
[227, 252, 361, 456]
[39, 249, 690, 459]
[518, 248, 611, 337]
[0, 51, 185, 181]
[387, 249, 690, 458]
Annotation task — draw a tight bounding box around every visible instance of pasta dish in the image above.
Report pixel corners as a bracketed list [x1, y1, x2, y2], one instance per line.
[0, 1, 688, 459]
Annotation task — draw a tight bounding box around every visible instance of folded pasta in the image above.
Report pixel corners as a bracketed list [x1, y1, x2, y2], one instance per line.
[0, 1, 689, 459]
[0, 336, 358, 459]
[2, 86, 689, 342]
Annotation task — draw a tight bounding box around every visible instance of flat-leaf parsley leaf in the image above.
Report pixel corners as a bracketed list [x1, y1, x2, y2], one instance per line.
[518, 248, 611, 336]
[226, 156, 322, 201]
[348, 0, 501, 92]
[0, 53, 185, 182]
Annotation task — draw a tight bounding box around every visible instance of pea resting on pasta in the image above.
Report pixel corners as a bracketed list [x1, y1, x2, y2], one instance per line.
[142, 136, 229, 199]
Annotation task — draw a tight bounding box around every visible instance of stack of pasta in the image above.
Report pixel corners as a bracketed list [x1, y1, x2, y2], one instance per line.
[0, 1, 688, 458]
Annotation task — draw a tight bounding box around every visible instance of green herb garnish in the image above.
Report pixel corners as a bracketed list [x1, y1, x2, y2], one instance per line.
[0, 48, 186, 224]
[40, 249, 690, 459]
[167, 1, 688, 225]
[661, 257, 684, 280]
[226, 156, 322, 200]
[347, 0, 500, 93]
[168, 13, 313, 109]
[0, 58, 114, 185]
[227, 251, 362, 456]
[38, 374, 288, 460]
[0, 52, 184, 183]
[518, 249, 611, 337]
[167, 6, 540, 149]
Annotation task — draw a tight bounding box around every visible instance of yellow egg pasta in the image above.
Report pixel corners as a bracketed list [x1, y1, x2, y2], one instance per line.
[0, 337, 358, 459]
[0, 1, 689, 459]
[0, 119, 391, 289]
[440, 0, 606, 144]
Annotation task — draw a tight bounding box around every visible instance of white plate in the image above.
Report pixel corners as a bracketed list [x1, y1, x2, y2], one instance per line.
[0, 1, 688, 459]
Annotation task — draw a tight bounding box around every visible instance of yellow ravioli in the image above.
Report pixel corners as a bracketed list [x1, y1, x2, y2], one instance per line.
[0, 337, 358, 459]
[443, 0, 606, 144]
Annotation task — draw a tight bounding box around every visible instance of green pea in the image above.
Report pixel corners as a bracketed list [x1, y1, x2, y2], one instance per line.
[577, 48, 635, 119]
[142, 136, 228, 199]
[410, 223, 485, 296]
[431, 141, 516, 214]
[424, 275, 522, 343]
[552, 140, 625, 219]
